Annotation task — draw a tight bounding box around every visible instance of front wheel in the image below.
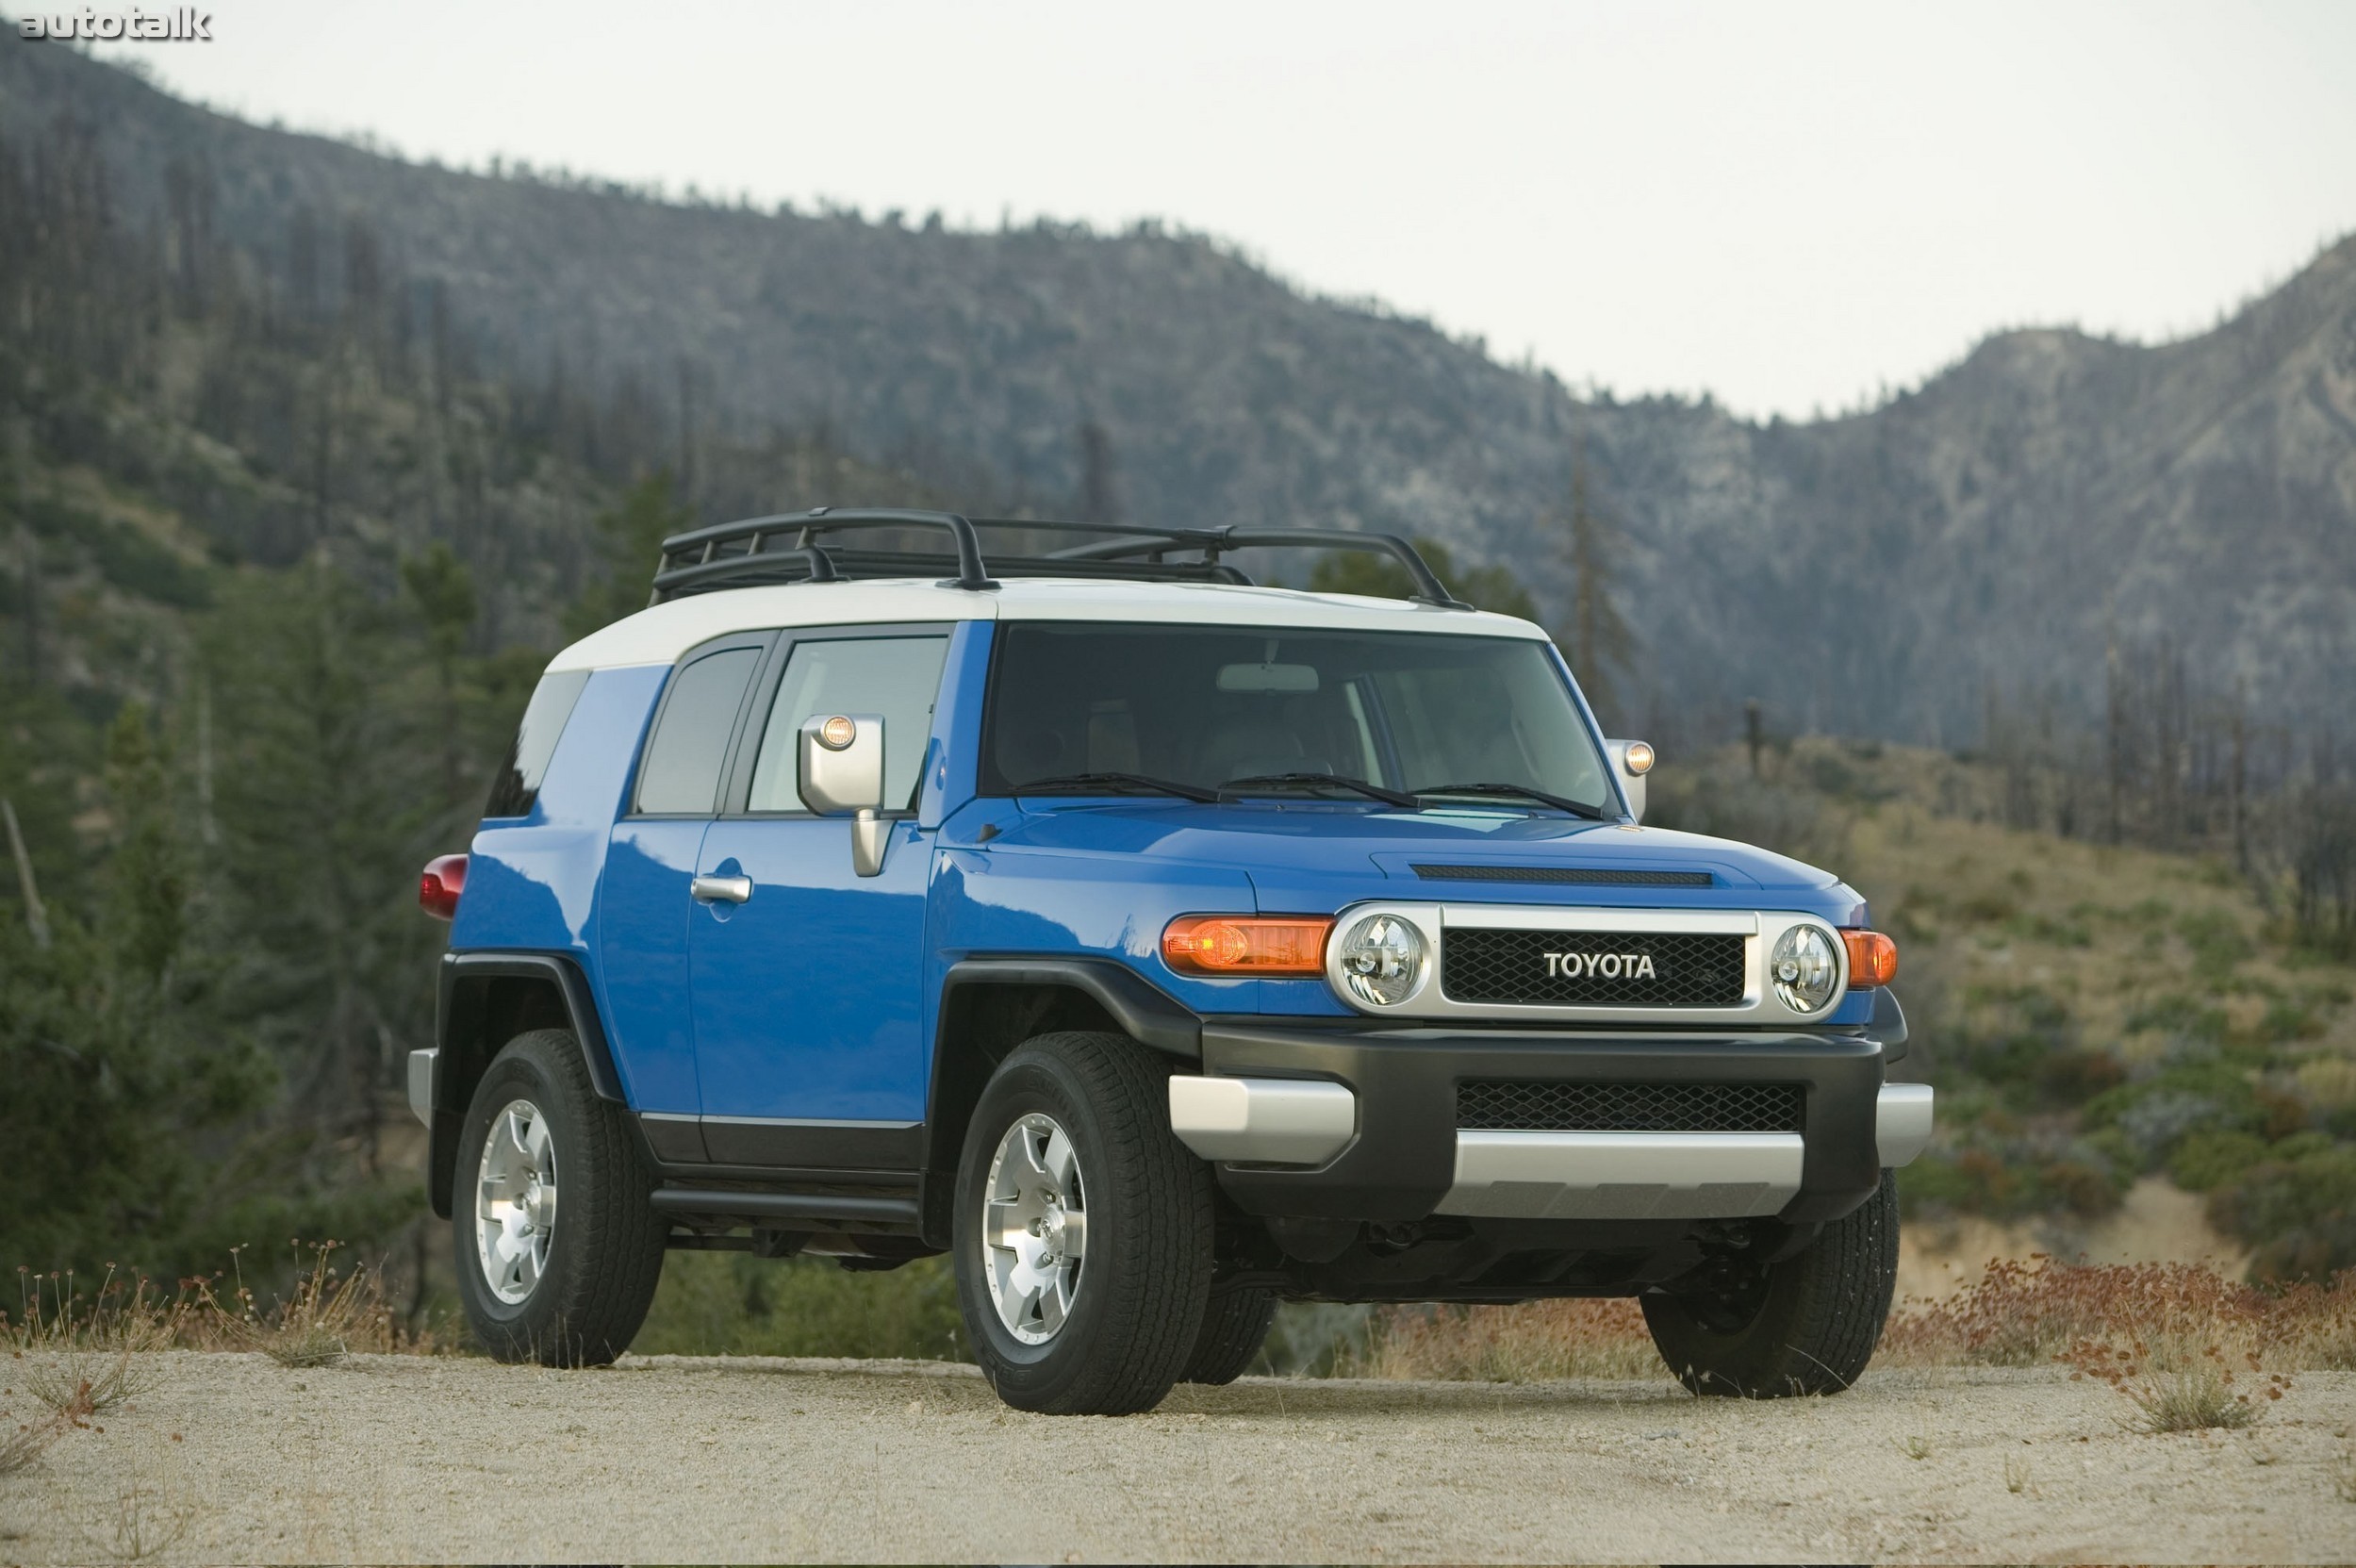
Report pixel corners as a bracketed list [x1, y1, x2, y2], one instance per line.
[452, 1029, 667, 1366]
[952, 1031, 1215, 1414]
[1640, 1173, 1899, 1397]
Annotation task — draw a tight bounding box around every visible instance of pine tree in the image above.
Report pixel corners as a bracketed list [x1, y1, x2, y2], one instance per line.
[1556, 445, 1636, 724]
[565, 470, 697, 638]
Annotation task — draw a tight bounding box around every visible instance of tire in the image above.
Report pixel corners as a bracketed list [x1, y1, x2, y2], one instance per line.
[952, 1031, 1215, 1414]
[453, 1028, 667, 1367]
[1181, 1285, 1278, 1385]
[1640, 1172, 1899, 1397]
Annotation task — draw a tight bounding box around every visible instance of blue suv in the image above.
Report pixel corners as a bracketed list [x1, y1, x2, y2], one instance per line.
[409, 510, 1931, 1414]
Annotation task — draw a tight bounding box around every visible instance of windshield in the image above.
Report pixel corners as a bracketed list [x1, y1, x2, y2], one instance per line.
[980, 623, 1616, 812]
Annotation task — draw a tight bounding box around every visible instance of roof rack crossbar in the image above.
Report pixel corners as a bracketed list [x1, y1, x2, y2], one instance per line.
[1042, 524, 1468, 608]
[648, 508, 1472, 609]
[653, 508, 997, 602]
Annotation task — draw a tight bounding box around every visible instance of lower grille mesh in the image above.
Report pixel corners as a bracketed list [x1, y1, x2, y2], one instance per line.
[1456, 1080, 1804, 1133]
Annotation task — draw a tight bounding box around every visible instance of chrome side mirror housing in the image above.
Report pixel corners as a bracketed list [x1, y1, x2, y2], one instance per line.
[1606, 738, 1655, 823]
[799, 713, 890, 876]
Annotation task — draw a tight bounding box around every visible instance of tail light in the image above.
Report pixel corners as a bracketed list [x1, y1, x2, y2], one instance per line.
[420, 853, 469, 921]
[1842, 928, 1898, 987]
[1162, 915, 1333, 976]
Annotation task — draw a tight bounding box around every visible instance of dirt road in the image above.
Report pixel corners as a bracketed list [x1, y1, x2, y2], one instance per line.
[3, 1351, 2350, 1562]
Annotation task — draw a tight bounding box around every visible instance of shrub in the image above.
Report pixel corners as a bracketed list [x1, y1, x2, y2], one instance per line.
[2035, 1048, 2127, 1109]
[630, 1250, 965, 1361]
[2084, 1062, 2265, 1161]
[2175, 910, 2254, 977]
[2169, 1130, 2270, 1193]
[2210, 1145, 2356, 1282]
[2121, 992, 2230, 1045]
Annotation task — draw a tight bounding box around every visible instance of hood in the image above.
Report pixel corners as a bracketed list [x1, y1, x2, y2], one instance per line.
[981, 800, 1844, 907]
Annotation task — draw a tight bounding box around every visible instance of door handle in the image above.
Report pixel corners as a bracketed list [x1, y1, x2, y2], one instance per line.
[691, 873, 753, 904]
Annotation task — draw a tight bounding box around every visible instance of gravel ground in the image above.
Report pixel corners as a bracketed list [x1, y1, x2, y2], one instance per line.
[2, 1351, 2351, 1563]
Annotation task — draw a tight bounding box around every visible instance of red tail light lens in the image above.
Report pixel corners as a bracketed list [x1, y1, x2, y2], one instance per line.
[1842, 929, 1898, 987]
[420, 853, 469, 921]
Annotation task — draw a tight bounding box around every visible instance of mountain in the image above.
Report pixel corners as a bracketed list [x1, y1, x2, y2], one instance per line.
[4, 41, 2350, 742]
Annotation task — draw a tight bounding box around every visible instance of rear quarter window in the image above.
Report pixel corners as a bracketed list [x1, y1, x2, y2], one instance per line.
[634, 646, 762, 815]
[483, 668, 590, 818]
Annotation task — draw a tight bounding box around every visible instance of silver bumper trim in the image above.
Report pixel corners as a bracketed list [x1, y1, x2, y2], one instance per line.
[1877, 1082, 1935, 1167]
[1435, 1131, 1804, 1220]
[1168, 1076, 1356, 1166]
[407, 1048, 437, 1127]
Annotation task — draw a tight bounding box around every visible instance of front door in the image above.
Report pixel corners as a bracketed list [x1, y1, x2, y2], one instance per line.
[595, 633, 771, 1151]
[688, 626, 953, 1167]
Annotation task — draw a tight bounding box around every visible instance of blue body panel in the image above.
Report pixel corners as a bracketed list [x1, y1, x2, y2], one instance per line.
[692, 818, 936, 1121]
[456, 627, 1886, 1118]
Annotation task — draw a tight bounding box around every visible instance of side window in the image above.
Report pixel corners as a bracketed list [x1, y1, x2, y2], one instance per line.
[634, 647, 761, 815]
[747, 635, 950, 812]
[484, 668, 590, 819]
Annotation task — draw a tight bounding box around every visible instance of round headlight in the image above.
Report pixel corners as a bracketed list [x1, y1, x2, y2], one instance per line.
[1336, 914, 1427, 1008]
[1771, 925, 1841, 1014]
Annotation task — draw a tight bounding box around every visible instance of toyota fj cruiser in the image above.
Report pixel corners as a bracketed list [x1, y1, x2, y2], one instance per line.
[410, 509, 1931, 1414]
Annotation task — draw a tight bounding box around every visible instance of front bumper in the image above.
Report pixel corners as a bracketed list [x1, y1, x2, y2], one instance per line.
[1175, 1020, 1923, 1226]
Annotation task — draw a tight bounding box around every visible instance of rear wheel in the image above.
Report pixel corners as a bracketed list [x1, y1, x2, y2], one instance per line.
[453, 1029, 667, 1366]
[1640, 1174, 1899, 1397]
[952, 1031, 1215, 1414]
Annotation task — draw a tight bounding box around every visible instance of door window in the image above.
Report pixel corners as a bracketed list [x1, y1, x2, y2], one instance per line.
[747, 635, 950, 812]
[634, 647, 761, 815]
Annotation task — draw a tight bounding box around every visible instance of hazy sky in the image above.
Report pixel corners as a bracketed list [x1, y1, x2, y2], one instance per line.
[85, 0, 2356, 421]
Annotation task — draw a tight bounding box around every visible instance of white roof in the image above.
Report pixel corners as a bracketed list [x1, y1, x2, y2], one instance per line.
[547, 577, 1550, 671]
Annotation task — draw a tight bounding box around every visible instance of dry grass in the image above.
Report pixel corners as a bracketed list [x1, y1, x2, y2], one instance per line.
[4, 1243, 431, 1368]
[1348, 1296, 1664, 1382]
[0, 1411, 65, 1476]
[1879, 1255, 2356, 1372]
[80, 1480, 197, 1560]
[1354, 1257, 2356, 1387]
[8, 1267, 170, 1425]
[210, 1243, 399, 1367]
[2059, 1340, 2290, 1432]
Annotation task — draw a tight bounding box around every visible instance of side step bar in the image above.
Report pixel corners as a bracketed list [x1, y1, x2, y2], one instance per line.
[650, 1188, 922, 1229]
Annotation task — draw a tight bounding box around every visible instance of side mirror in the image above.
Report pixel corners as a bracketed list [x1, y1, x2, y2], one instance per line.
[1606, 739, 1655, 823]
[799, 713, 890, 876]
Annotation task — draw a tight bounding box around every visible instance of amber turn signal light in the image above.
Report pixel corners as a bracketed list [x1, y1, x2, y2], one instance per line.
[1162, 915, 1334, 976]
[1842, 928, 1898, 987]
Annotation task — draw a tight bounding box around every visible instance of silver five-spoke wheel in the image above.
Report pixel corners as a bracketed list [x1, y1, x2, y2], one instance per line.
[982, 1112, 1088, 1344]
[476, 1098, 557, 1304]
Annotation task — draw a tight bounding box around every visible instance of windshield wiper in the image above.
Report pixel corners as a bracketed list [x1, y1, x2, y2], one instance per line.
[1013, 771, 1221, 803]
[1220, 772, 1419, 808]
[1413, 782, 1613, 820]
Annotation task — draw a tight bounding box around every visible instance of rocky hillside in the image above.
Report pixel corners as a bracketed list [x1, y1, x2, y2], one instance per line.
[5, 41, 2350, 740]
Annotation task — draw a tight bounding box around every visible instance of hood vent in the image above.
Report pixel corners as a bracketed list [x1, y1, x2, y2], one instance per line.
[1411, 864, 1714, 887]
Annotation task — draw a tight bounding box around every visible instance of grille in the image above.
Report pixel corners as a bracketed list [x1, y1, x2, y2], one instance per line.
[1412, 864, 1714, 887]
[1457, 1080, 1804, 1133]
[1441, 928, 1746, 1008]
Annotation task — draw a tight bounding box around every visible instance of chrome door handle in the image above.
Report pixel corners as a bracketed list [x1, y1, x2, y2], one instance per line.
[690, 874, 752, 904]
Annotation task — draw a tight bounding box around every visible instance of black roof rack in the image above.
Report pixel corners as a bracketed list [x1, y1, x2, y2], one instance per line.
[648, 509, 1475, 611]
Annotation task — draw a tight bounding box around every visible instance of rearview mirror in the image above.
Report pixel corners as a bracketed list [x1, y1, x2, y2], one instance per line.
[1606, 739, 1655, 824]
[1216, 661, 1320, 694]
[799, 713, 890, 876]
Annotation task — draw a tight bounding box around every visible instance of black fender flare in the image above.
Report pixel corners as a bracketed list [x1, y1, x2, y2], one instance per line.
[1867, 985, 1908, 1064]
[426, 950, 623, 1216]
[936, 956, 1203, 1060]
[917, 957, 1203, 1241]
